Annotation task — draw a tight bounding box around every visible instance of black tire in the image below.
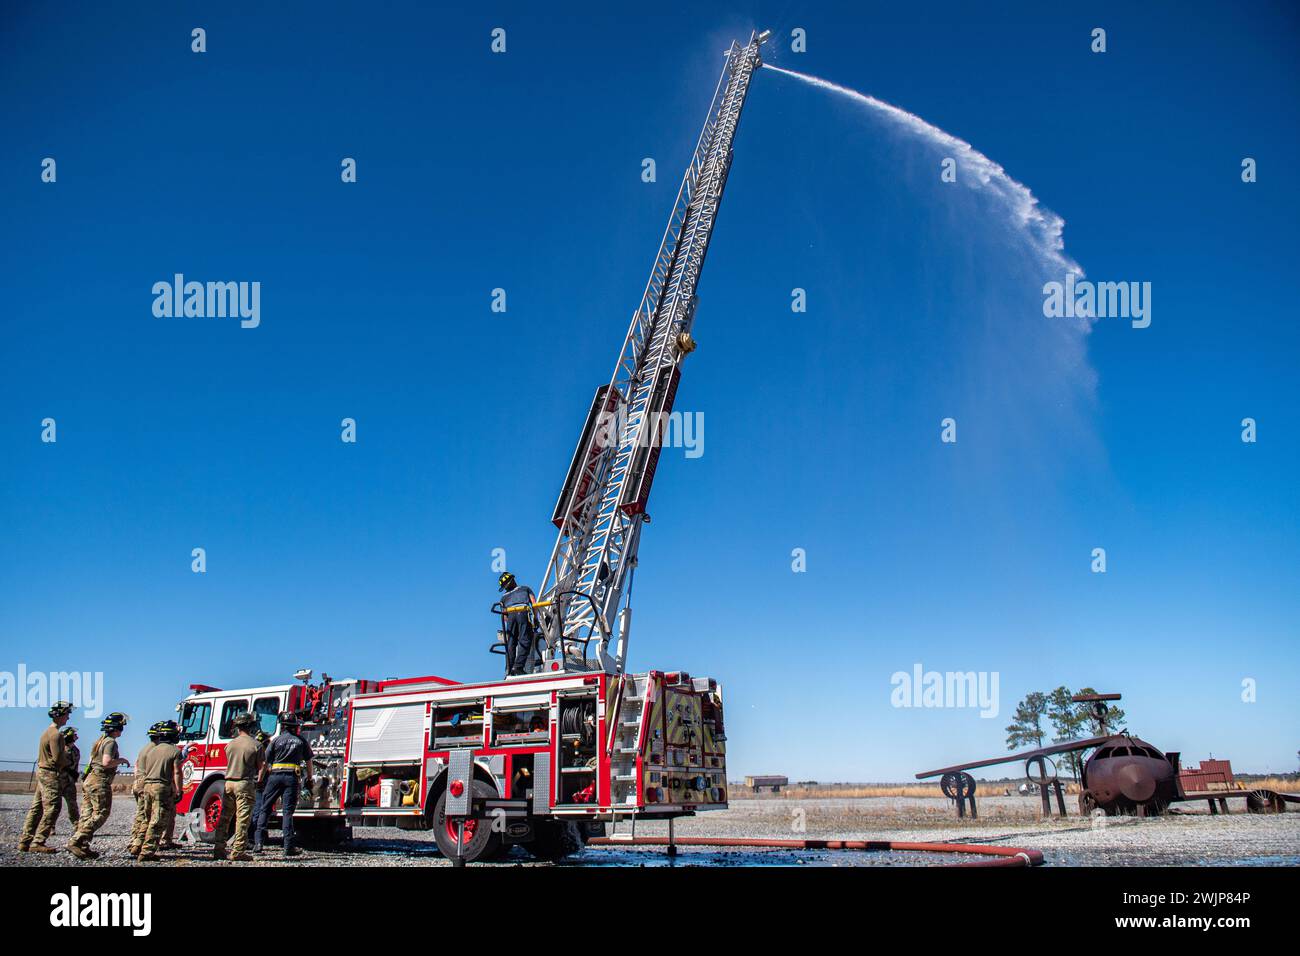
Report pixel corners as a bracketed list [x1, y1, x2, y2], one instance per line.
[525, 819, 587, 861]
[432, 780, 503, 863]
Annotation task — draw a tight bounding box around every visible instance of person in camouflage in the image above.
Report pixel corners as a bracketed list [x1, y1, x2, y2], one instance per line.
[56, 726, 82, 829]
[126, 722, 161, 856]
[136, 720, 183, 861]
[67, 713, 130, 859]
[18, 701, 74, 853]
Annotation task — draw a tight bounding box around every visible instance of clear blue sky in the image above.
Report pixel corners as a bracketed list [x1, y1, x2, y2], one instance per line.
[2, 2, 1297, 780]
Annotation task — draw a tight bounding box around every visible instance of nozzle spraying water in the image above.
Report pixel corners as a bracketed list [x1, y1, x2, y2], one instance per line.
[762, 64, 1082, 280]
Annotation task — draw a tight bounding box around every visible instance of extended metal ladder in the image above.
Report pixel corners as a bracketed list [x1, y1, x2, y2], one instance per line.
[535, 30, 772, 675]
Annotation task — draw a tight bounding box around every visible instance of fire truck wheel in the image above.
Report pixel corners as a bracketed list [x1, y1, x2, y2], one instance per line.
[196, 782, 225, 843]
[432, 780, 503, 863]
[525, 819, 586, 861]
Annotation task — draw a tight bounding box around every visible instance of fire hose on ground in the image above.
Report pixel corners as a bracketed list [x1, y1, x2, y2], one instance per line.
[587, 835, 1044, 867]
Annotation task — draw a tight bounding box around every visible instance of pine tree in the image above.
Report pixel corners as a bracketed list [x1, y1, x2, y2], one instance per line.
[1047, 686, 1088, 779]
[1005, 691, 1047, 750]
[1074, 686, 1126, 734]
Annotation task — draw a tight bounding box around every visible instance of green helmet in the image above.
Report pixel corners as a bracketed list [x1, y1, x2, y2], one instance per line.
[60, 726, 79, 743]
[231, 712, 258, 732]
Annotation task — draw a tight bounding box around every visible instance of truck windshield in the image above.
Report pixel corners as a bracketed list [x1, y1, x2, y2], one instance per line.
[253, 696, 280, 736]
[180, 702, 210, 741]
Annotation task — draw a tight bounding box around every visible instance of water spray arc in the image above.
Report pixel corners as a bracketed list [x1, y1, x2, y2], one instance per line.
[762, 64, 1082, 280]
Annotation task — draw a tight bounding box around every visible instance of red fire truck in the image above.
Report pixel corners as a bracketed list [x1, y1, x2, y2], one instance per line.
[175, 667, 726, 861]
[173, 30, 768, 864]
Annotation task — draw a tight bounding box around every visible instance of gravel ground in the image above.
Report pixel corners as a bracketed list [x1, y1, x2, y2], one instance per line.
[3, 793, 1295, 867]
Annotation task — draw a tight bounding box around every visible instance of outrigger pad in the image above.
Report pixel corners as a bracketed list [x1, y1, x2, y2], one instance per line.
[446, 750, 474, 817]
[533, 753, 551, 815]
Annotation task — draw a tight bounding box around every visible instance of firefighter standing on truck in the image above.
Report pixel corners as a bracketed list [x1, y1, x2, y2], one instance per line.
[136, 720, 183, 862]
[212, 712, 263, 861]
[56, 726, 82, 829]
[17, 700, 74, 854]
[498, 571, 540, 676]
[67, 712, 130, 859]
[255, 713, 313, 858]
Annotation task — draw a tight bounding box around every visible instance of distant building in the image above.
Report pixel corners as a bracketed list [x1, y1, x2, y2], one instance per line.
[744, 775, 788, 793]
[1179, 758, 1235, 793]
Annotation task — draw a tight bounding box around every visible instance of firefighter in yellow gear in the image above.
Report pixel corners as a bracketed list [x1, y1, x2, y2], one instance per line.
[67, 713, 130, 859]
[18, 701, 74, 853]
[212, 713, 264, 861]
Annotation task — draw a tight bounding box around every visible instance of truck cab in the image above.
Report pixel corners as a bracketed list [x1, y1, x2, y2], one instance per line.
[174, 674, 376, 841]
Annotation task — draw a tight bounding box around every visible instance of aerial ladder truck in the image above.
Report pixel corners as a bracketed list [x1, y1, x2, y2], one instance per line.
[171, 30, 771, 863]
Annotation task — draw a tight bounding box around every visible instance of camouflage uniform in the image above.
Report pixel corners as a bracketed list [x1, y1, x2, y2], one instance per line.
[137, 739, 181, 857]
[18, 722, 71, 850]
[57, 739, 81, 826]
[70, 733, 121, 851]
[159, 787, 179, 848]
[212, 727, 263, 858]
[126, 739, 156, 855]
